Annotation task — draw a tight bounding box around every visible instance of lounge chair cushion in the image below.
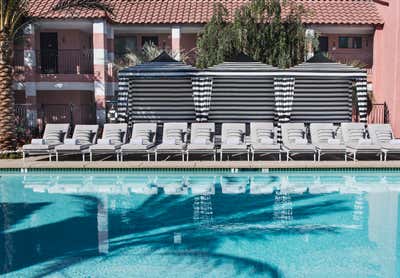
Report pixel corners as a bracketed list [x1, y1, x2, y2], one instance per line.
[132, 130, 152, 144]
[251, 144, 280, 151]
[284, 144, 315, 152]
[23, 144, 53, 151]
[315, 144, 346, 151]
[31, 139, 45, 145]
[97, 138, 112, 145]
[90, 144, 120, 151]
[381, 143, 400, 150]
[165, 129, 183, 144]
[187, 144, 215, 150]
[103, 129, 123, 144]
[45, 130, 64, 144]
[121, 144, 153, 151]
[328, 138, 341, 145]
[157, 144, 185, 151]
[194, 128, 212, 143]
[55, 144, 91, 151]
[74, 130, 93, 145]
[258, 137, 274, 144]
[221, 144, 248, 151]
[65, 138, 80, 145]
[375, 130, 393, 143]
[346, 143, 381, 151]
[294, 138, 308, 145]
[389, 139, 400, 145]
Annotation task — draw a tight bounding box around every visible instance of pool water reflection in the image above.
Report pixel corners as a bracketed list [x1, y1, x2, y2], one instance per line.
[1, 170, 399, 277]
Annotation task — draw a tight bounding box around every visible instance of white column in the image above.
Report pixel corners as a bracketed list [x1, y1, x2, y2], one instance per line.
[171, 26, 181, 61]
[93, 20, 108, 124]
[24, 24, 38, 128]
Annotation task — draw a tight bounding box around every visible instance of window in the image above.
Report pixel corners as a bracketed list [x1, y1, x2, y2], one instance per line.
[142, 36, 159, 47]
[339, 37, 349, 48]
[352, 37, 362, 49]
[115, 36, 137, 55]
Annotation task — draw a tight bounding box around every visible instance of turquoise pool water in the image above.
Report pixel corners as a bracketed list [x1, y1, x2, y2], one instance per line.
[1, 169, 400, 277]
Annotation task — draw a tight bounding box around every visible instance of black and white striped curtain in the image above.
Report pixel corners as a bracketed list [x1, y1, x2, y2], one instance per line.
[192, 77, 213, 122]
[117, 82, 129, 123]
[274, 77, 296, 143]
[355, 77, 368, 123]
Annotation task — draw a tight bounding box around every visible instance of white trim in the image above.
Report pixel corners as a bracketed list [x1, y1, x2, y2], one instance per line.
[93, 20, 107, 34]
[25, 82, 37, 96]
[34, 82, 94, 91]
[94, 80, 105, 97]
[113, 24, 203, 34]
[37, 20, 93, 32]
[172, 26, 181, 39]
[310, 24, 375, 35]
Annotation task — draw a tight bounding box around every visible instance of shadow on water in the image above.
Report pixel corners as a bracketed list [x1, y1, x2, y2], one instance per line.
[0, 186, 353, 277]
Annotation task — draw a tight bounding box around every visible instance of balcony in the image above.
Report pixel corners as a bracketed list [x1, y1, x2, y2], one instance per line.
[36, 49, 93, 74]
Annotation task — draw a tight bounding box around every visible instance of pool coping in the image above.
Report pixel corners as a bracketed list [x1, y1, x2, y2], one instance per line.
[3, 158, 400, 169]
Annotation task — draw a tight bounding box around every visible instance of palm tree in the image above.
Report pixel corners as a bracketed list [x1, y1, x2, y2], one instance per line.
[0, 0, 111, 151]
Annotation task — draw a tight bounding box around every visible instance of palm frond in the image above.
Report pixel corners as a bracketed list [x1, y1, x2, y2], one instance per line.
[53, 0, 113, 15]
[0, 0, 28, 37]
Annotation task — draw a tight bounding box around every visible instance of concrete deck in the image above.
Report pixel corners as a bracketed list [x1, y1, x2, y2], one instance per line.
[2, 156, 400, 169]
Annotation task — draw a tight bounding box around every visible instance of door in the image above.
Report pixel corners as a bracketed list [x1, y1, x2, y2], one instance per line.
[318, 36, 329, 53]
[40, 33, 58, 74]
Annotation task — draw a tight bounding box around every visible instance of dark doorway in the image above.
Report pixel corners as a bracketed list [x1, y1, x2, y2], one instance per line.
[318, 36, 329, 53]
[40, 32, 58, 74]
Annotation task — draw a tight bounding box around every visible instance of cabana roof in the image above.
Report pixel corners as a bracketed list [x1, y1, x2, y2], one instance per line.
[119, 51, 197, 77]
[289, 53, 367, 76]
[202, 53, 280, 75]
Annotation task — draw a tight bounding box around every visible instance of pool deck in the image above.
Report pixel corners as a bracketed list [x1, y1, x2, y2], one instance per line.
[2, 157, 400, 169]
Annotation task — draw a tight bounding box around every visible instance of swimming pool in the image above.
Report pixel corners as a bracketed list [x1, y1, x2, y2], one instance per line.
[1, 169, 399, 277]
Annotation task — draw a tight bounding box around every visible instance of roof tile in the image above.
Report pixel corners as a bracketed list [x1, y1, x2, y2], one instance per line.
[28, 0, 384, 25]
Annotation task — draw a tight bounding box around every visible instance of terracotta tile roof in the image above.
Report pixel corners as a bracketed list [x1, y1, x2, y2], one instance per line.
[28, 0, 384, 25]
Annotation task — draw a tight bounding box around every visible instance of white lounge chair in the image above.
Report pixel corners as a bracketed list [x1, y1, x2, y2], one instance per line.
[250, 122, 281, 161]
[89, 123, 128, 161]
[220, 123, 249, 161]
[22, 123, 70, 161]
[341, 123, 382, 161]
[310, 123, 347, 161]
[186, 123, 216, 161]
[55, 124, 99, 161]
[281, 123, 316, 161]
[155, 123, 188, 161]
[120, 123, 157, 161]
[368, 124, 400, 161]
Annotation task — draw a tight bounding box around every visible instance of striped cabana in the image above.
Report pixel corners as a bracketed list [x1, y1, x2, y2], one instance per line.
[192, 77, 213, 122]
[117, 52, 198, 124]
[199, 53, 281, 123]
[288, 54, 368, 123]
[274, 77, 296, 143]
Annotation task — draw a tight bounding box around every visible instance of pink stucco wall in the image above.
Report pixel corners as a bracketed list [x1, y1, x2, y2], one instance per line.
[373, 1, 400, 136]
[323, 34, 373, 68]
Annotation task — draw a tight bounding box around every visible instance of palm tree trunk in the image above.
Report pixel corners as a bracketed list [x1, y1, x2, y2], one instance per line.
[0, 32, 16, 151]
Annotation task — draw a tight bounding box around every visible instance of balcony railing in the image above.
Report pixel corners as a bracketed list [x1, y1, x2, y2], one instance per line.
[13, 49, 94, 74]
[36, 49, 94, 74]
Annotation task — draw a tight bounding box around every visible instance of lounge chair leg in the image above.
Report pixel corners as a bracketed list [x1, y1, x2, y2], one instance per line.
[147, 152, 150, 161]
[385, 152, 388, 161]
[155, 152, 158, 161]
[220, 151, 223, 161]
[22, 151, 25, 161]
[279, 152, 282, 162]
[121, 153, 124, 162]
[286, 151, 289, 162]
[345, 153, 347, 162]
[353, 152, 356, 162]
[313, 153, 316, 162]
[90, 152, 93, 162]
[214, 152, 216, 161]
[83, 153, 85, 162]
[182, 152, 184, 161]
[247, 151, 250, 161]
[252, 152, 254, 161]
